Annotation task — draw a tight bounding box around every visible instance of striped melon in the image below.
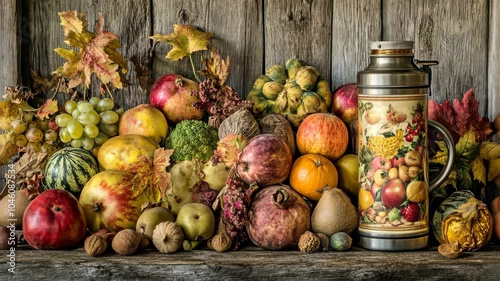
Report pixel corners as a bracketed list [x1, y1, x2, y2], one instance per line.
[44, 147, 99, 195]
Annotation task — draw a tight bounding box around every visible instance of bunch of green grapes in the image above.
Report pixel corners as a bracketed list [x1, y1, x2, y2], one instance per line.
[56, 97, 122, 153]
[10, 112, 60, 156]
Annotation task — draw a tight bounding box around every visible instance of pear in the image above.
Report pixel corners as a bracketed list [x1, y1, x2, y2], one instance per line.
[136, 206, 175, 240]
[311, 187, 358, 236]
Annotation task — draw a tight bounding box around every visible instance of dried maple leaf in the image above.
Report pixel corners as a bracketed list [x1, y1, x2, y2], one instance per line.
[36, 99, 58, 120]
[31, 69, 69, 95]
[127, 148, 173, 202]
[130, 55, 153, 90]
[3, 86, 35, 104]
[53, 10, 128, 90]
[429, 89, 492, 142]
[200, 47, 230, 86]
[0, 133, 17, 165]
[151, 24, 212, 61]
[11, 151, 48, 199]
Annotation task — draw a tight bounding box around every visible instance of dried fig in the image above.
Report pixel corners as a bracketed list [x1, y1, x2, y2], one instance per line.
[152, 222, 184, 254]
[111, 229, 142, 255]
[84, 235, 108, 257]
[207, 217, 233, 252]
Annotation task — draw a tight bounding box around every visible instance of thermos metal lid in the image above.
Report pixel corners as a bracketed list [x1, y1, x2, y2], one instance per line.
[370, 41, 414, 50]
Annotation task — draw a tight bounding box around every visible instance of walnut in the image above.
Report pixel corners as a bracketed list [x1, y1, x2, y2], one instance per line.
[84, 235, 108, 257]
[111, 229, 142, 255]
[298, 231, 320, 253]
[315, 232, 330, 251]
[152, 222, 184, 254]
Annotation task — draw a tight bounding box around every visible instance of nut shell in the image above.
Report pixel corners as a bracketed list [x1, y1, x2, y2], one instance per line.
[111, 229, 142, 255]
[84, 235, 108, 257]
[152, 221, 185, 254]
[298, 231, 320, 253]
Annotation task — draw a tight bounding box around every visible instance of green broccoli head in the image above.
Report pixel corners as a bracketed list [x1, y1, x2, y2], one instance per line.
[165, 120, 219, 162]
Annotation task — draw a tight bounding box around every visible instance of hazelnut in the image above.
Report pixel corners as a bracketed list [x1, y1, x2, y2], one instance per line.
[152, 222, 184, 254]
[112, 229, 142, 255]
[298, 231, 320, 253]
[84, 235, 108, 257]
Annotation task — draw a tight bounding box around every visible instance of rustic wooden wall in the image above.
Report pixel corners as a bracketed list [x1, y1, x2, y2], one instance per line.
[7, 0, 497, 118]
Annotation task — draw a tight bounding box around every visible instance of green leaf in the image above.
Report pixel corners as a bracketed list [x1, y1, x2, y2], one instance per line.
[456, 130, 479, 164]
[429, 140, 449, 166]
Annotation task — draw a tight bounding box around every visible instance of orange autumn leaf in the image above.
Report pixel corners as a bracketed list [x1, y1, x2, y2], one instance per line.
[199, 47, 230, 86]
[36, 99, 58, 120]
[53, 10, 128, 90]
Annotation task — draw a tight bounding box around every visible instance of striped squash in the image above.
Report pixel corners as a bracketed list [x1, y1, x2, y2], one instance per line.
[44, 147, 99, 195]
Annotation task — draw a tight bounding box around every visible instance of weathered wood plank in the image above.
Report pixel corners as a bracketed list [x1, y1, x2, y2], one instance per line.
[151, 0, 209, 82]
[2, 245, 500, 280]
[488, 0, 500, 120]
[0, 0, 20, 187]
[95, 0, 151, 109]
[207, 0, 263, 98]
[264, 0, 333, 82]
[332, 0, 382, 90]
[383, 0, 489, 115]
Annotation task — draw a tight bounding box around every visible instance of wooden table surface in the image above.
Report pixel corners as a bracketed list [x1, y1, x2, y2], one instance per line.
[1, 243, 500, 281]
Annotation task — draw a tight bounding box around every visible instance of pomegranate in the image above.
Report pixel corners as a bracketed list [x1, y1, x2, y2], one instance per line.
[236, 134, 292, 186]
[331, 83, 358, 124]
[149, 74, 204, 124]
[246, 185, 311, 250]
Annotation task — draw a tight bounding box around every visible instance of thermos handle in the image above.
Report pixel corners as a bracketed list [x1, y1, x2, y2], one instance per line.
[428, 120, 456, 192]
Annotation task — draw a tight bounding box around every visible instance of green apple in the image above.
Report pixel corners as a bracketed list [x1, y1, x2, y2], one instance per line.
[176, 203, 215, 241]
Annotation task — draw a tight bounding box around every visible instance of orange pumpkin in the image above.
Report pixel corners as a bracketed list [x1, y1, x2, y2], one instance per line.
[289, 154, 338, 201]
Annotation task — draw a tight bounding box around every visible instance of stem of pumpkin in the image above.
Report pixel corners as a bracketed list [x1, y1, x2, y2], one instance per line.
[189, 54, 201, 83]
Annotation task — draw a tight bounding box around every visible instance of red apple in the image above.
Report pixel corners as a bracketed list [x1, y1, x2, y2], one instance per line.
[237, 134, 292, 186]
[23, 189, 87, 250]
[118, 104, 169, 144]
[381, 178, 406, 208]
[391, 156, 405, 167]
[79, 170, 150, 233]
[372, 156, 392, 171]
[149, 74, 204, 124]
[331, 83, 358, 124]
[296, 113, 349, 161]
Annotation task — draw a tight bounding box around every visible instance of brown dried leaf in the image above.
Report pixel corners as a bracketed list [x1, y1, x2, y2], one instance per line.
[53, 11, 128, 89]
[0, 134, 17, 165]
[36, 99, 58, 120]
[200, 47, 230, 86]
[130, 55, 153, 90]
[94, 13, 104, 34]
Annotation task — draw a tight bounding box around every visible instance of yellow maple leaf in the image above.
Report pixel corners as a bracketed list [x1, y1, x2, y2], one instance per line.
[127, 148, 173, 202]
[36, 99, 58, 120]
[0, 133, 17, 165]
[53, 11, 128, 90]
[151, 24, 212, 61]
[470, 156, 486, 185]
[200, 47, 230, 86]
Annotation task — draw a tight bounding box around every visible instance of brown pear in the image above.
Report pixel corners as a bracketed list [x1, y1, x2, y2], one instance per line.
[311, 188, 358, 236]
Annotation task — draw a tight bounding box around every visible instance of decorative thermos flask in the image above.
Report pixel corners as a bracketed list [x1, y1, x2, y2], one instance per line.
[357, 41, 456, 251]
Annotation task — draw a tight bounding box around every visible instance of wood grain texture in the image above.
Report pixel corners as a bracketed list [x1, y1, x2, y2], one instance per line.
[383, 0, 489, 115]
[332, 0, 381, 90]
[488, 0, 500, 120]
[0, 0, 19, 188]
[206, 0, 263, 97]
[264, 0, 333, 82]
[94, 0, 151, 108]
[1, 245, 500, 280]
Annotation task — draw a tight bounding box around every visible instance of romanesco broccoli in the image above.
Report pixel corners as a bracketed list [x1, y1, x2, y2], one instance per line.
[165, 120, 219, 162]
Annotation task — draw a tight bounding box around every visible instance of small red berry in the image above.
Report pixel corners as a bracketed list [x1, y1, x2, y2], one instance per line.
[401, 202, 420, 222]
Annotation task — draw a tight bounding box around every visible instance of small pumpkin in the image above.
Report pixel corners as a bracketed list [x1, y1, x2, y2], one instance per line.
[432, 190, 493, 251]
[289, 154, 338, 201]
